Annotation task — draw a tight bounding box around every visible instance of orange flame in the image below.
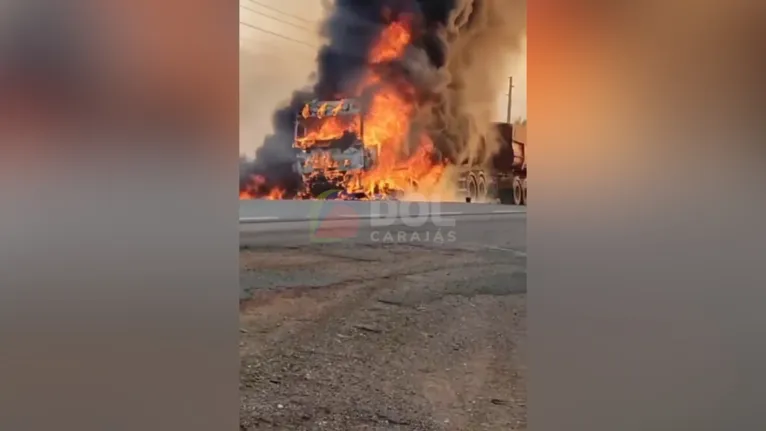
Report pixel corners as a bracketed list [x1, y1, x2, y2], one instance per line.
[353, 15, 445, 197]
[295, 115, 361, 148]
[239, 174, 286, 200]
[369, 19, 412, 63]
[316, 103, 328, 118]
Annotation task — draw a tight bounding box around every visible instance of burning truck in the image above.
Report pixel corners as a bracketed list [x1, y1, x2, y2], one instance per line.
[292, 98, 385, 200]
[292, 96, 527, 204]
[240, 0, 527, 205]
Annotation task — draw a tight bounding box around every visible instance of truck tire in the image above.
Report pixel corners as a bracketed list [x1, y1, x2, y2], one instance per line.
[477, 173, 487, 201]
[467, 174, 479, 202]
[498, 187, 513, 204]
[521, 178, 527, 205]
[512, 177, 523, 205]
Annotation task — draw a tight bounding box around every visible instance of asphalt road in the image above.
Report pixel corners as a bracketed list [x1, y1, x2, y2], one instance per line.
[239, 199, 525, 223]
[239, 210, 527, 429]
[240, 212, 526, 252]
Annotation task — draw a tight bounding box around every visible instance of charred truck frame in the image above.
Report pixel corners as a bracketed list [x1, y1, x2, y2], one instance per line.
[292, 98, 378, 199]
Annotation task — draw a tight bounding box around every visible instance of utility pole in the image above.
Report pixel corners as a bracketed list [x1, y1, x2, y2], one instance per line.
[505, 76, 513, 124]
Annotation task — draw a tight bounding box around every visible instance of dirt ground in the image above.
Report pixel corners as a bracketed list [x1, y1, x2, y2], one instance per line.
[239, 241, 526, 430]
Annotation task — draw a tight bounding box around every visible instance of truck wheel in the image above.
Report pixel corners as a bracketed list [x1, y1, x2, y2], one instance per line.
[467, 174, 479, 202]
[521, 178, 527, 205]
[477, 174, 487, 201]
[498, 189, 512, 204]
[512, 177, 523, 205]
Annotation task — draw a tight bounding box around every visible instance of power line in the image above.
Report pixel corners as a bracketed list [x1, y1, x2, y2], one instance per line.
[239, 21, 317, 49]
[240, 4, 313, 32]
[240, 39, 313, 55]
[246, 0, 314, 24]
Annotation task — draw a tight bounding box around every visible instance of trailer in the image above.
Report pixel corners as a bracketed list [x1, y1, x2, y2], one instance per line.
[457, 121, 527, 205]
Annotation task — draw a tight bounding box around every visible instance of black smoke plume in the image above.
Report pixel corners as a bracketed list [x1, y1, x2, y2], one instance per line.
[240, 0, 526, 196]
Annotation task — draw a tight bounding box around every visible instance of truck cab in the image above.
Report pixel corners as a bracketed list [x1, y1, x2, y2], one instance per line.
[293, 100, 376, 171]
[292, 98, 376, 195]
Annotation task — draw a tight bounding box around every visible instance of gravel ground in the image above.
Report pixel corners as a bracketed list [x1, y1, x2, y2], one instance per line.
[239, 241, 526, 430]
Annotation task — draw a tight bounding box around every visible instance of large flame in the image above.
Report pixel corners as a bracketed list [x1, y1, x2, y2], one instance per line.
[354, 15, 445, 198]
[369, 18, 412, 63]
[239, 174, 285, 200]
[294, 115, 360, 148]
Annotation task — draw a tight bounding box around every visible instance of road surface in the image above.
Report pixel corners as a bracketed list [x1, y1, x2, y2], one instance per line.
[240, 199, 525, 223]
[239, 209, 526, 430]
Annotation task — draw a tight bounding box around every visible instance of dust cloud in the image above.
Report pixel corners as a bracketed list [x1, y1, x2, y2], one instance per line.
[421, 0, 527, 168]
